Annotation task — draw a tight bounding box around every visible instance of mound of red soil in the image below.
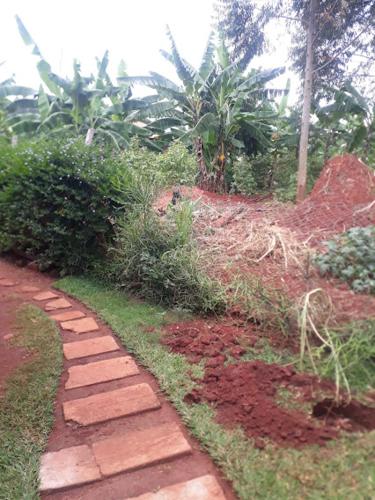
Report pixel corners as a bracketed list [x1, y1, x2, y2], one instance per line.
[162, 320, 259, 363]
[186, 361, 375, 448]
[281, 154, 375, 242]
[163, 319, 375, 448]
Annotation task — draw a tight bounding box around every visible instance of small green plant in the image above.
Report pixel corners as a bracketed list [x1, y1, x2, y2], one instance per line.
[315, 319, 375, 393]
[298, 289, 375, 399]
[315, 226, 375, 294]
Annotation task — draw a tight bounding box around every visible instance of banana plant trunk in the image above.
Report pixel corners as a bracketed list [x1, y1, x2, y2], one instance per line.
[85, 128, 95, 146]
[195, 137, 209, 189]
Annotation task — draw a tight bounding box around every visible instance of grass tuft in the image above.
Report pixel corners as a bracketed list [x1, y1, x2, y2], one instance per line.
[0, 305, 62, 499]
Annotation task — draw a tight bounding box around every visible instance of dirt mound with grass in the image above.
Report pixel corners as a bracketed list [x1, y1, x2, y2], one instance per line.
[281, 154, 375, 242]
[186, 361, 375, 448]
[163, 320, 375, 448]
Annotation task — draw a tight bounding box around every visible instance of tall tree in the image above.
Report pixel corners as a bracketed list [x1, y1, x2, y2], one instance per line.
[217, 0, 375, 200]
[215, 0, 275, 69]
[296, 0, 317, 203]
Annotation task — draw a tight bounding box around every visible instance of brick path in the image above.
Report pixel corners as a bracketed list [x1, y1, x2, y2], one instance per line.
[0, 264, 230, 499]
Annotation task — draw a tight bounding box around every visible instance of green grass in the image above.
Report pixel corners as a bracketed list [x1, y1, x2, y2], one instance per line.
[57, 276, 375, 500]
[0, 305, 62, 500]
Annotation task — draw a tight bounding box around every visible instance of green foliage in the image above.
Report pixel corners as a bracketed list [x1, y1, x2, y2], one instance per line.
[108, 202, 225, 312]
[231, 156, 258, 195]
[0, 138, 125, 274]
[315, 227, 375, 294]
[119, 139, 196, 187]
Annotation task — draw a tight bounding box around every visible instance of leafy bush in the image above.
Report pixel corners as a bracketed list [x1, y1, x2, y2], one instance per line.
[231, 157, 258, 195]
[0, 138, 127, 274]
[119, 139, 196, 187]
[315, 227, 375, 294]
[108, 202, 225, 312]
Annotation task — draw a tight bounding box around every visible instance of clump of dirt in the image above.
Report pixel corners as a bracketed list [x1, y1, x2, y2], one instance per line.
[162, 320, 259, 363]
[280, 154, 375, 243]
[186, 361, 375, 448]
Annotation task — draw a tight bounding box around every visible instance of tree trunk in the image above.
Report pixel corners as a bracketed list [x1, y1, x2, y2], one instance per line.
[195, 137, 209, 189]
[296, 0, 317, 203]
[85, 127, 95, 145]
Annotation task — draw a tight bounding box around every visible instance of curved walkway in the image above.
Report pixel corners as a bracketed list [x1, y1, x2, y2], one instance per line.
[0, 259, 233, 500]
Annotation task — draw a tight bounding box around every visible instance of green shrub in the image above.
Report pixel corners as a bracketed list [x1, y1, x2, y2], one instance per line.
[0, 138, 127, 274]
[119, 139, 196, 187]
[315, 226, 375, 294]
[108, 202, 225, 313]
[231, 156, 258, 195]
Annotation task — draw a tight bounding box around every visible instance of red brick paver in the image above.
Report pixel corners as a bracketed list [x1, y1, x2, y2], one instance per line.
[63, 336, 120, 360]
[61, 317, 99, 334]
[33, 291, 59, 301]
[39, 444, 101, 492]
[92, 423, 192, 477]
[19, 285, 40, 292]
[65, 356, 139, 389]
[50, 310, 85, 321]
[0, 278, 17, 286]
[63, 383, 160, 425]
[45, 298, 72, 311]
[126, 475, 226, 500]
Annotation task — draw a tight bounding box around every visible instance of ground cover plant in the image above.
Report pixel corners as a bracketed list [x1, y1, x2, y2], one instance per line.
[0, 305, 62, 499]
[315, 226, 375, 294]
[56, 276, 375, 500]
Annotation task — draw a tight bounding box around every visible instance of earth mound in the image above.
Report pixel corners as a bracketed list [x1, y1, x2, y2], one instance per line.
[281, 154, 375, 242]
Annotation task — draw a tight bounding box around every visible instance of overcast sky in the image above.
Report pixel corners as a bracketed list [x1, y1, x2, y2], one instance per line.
[1, 0, 295, 99]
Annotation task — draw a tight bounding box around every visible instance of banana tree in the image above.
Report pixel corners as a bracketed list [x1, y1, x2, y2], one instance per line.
[15, 16, 157, 149]
[121, 29, 286, 191]
[316, 82, 374, 162]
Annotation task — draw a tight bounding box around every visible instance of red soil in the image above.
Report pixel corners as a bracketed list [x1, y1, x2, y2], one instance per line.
[186, 361, 375, 448]
[163, 320, 375, 448]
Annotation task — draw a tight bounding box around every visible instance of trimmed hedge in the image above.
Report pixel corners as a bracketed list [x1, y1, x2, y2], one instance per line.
[0, 139, 124, 274]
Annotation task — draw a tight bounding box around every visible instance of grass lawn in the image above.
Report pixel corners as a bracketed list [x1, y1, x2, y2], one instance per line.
[0, 305, 62, 500]
[57, 276, 375, 500]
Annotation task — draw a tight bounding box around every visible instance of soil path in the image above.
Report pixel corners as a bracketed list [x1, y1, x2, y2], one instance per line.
[0, 258, 233, 500]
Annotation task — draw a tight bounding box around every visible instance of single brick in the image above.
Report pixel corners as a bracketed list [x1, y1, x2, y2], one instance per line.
[63, 383, 160, 425]
[50, 310, 85, 321]
[61, 317, 99, 334]
[19, 285, 40, 292]
[45, 298, 72, 311]
[126, 475, 227, 500]
[0, 279, 17, 286]
[39, 444, 101, 492]
[33, 291, 59, 301]
[63, 336, 119, 360]
[65, 356, 139, 389]
[92, 423, 191, 477]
